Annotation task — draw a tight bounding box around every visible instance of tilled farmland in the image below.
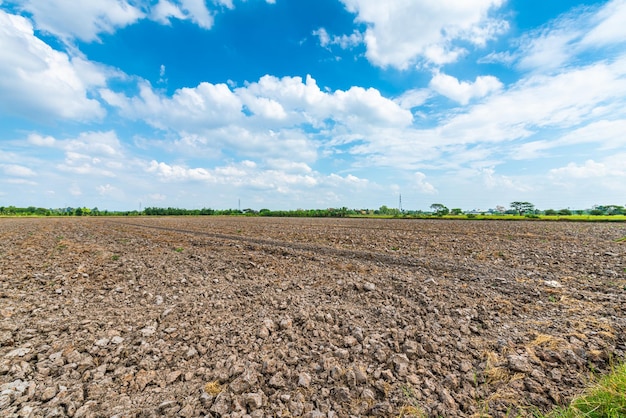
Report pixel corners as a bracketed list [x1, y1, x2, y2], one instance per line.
[1, 217, 625, 417]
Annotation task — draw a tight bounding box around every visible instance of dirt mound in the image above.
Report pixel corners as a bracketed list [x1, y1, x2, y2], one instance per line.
[1, 217, 625, 417]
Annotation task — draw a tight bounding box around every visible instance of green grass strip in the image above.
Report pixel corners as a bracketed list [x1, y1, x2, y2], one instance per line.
[544, 362, 626, 418]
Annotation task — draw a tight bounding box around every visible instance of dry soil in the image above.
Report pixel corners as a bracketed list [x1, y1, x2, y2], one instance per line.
[1, 217, 625, 417]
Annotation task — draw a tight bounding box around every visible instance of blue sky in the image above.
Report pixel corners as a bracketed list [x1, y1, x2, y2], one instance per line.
[1, 0, 625, 211]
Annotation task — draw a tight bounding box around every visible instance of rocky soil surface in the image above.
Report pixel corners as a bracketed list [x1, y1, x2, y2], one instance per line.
[1, 217, 625, 417]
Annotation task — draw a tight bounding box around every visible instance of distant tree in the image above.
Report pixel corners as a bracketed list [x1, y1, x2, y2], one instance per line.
[544, 209, 557, 216]
[430, 203, 449, 216]
[558, 208, 572, 215]
[35, 207, 50, 216]
[495, 205, 507, 213]
[510, 201, 535, 216]
[606, 205, 625, 215]
[378, 205, 391, 215]
[450, 208, 463, 215]
[589, 205, 625, 215]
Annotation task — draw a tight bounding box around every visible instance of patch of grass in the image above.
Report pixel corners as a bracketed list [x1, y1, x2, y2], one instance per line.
[615, 236, 626, 242]
[541, 362, 626, 418]
[203, 381, 222, 396]
[111, 254, 120, 261]
[397, 405, 425, 418]
[174, 247, 184, 253]
[398, 385, 425, 418]
[529, 334, 567, 351]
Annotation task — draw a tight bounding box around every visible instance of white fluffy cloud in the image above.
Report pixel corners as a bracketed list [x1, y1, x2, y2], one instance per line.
[514, 119, 626, 159]
[145, 159, 371, 200]
[27, 134, 56, 147]
[549, 157, 626, 180]
[1, 164, 36, 177]
[429, 72, 503, 105]
[27, 131, 127, 178]
[581, 0, 626, 47]
[313, 28, 363, 50]
[18, 0, 144, 42]
[17, 0, 277, 42]
[487, 0, 626, 72]
[101, 81, 243, 131]
[438, 57, 626, 145]
[413, 172, 436, 194]
[101, 74, 413, 161]
[0, 10, 106, 121]
[63, 131, 124, 157]
[394, 89, 430, 110]
[545, 154, 626, 202]
[164, 0, 214, 28]
[339, 0, 507, 69]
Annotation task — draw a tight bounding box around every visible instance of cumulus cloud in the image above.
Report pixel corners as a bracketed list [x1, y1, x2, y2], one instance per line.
[313, 28, 363, 50]
[63, 131, 124, 157]
[151, 0, 187, 25]
[19, 0, 144, 42]
[479, 167, 532, 192]
[514, 119, 626, 160]
[175, 0, 214, 28]
[581, 0, 626, 47]
[27, 134, 56, 147]
[239, 74, 414, 129]
[147, 160, 215, 182]
[556, 119, 626, 150]
[438, 58, 626, 145]
[394, 89, 431, 110]
[97, 183, 117, 195]
[16, 0, 269, 43]
[146, 159, 350, 194]
[101, 74, 413, 162]
[101, 81, 243, 130]
[488, 0, 626, 72]
[29, 130, 128, 178]
[0, 10, 106, 121]
[429, 72, 503, 105]
[2, 164, 36, 177]
[549, 159, 625, 179]
[339, 0, 508, 69]
[413, 172, 436, 194]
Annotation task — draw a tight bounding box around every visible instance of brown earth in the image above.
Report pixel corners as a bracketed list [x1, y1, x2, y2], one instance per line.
[1, 217, 625, 417]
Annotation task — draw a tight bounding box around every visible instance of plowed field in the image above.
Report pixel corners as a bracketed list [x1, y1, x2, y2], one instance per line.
[1, 217, 625, 417]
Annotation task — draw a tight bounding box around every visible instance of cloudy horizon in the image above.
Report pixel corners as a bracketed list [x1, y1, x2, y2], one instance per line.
[1, 0, 625, 211]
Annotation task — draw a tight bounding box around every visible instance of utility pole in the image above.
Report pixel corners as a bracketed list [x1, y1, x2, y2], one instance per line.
[399, 193, 403, 212]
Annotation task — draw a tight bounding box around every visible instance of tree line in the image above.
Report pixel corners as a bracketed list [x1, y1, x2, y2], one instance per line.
[1, 203, 624, 217]
[428, 202, 625, 216]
